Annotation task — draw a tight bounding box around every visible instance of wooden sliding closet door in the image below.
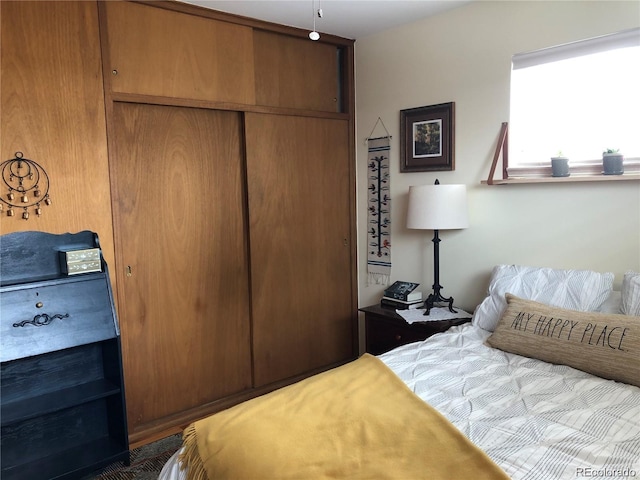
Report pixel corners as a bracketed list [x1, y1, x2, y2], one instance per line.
[109, 104, 251, 438]
[245, 113, 355, 387]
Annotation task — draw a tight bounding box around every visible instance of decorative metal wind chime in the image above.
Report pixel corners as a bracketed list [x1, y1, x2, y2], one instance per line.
[0, 152, 52, 220]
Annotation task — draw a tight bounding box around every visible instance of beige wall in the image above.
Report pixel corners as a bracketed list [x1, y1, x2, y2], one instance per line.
[355, 1, 640, 313]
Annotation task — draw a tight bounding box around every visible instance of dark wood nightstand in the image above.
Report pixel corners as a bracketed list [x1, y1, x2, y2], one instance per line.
[359, 304, 471, 355]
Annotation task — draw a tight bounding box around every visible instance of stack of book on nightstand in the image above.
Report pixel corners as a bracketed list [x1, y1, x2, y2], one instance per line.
[381, 281, 423, 309]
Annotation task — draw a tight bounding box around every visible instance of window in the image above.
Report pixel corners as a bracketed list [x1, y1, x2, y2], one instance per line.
[508, 28, 640, 177]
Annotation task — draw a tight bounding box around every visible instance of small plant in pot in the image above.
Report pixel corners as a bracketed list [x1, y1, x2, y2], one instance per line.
[602, 149, 624, 175]
[550, 151, 570, 177]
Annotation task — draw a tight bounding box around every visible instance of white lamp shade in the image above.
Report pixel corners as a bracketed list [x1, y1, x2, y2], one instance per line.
[407, 184, 469, 230]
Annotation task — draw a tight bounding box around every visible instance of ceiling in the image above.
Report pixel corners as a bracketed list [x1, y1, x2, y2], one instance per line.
[179, 1, 473, 40]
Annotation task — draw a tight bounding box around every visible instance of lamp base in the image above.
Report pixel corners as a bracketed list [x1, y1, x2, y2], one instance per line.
[423, 291, 457, 316]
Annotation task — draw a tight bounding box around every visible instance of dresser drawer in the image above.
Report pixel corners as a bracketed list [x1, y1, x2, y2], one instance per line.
[1, 276, 117, 362]
[361, 304, 472, 355]
[365, 318, 430, 355]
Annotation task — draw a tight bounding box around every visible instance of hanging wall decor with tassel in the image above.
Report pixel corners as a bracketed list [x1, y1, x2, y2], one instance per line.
[365, 118, 392, 286]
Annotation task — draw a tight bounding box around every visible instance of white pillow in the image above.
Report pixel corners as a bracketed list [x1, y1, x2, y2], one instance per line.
[472, 264, 614, 332]
[621, 272, 640, 316]
[599, 290, 622, 314]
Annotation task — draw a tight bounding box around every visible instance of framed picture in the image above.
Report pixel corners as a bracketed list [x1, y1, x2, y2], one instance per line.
[400, 102, 455, 172]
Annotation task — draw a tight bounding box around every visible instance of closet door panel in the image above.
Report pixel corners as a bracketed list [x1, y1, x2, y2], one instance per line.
[102, 2, 255, 104]
[110, 103, 251, 436]
[253, 31, 339, 111]
[245, 113, 355, 387]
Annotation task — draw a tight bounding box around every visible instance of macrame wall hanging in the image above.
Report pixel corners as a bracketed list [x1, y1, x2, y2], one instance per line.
[0, 152, 52, 220]
[366, 118, 392, 286]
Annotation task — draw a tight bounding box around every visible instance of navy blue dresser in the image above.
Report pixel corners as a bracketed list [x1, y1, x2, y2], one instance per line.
[1, 231, 129, 479]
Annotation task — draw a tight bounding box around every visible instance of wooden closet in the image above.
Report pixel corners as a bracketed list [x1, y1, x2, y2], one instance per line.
[99, 0, 357, 444]
[108, 104, 253, 433]
[1, 0, 356, 447]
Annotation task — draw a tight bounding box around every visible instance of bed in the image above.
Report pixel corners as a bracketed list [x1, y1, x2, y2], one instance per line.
[159, 265, 640, 480]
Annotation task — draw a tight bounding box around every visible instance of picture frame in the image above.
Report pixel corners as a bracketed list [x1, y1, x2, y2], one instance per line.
[400, 102, 455, 172]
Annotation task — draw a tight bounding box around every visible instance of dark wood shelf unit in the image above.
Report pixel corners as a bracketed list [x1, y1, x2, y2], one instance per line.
[2, 436, 127, 480]
[0, 231, 129, 480]
[2, 377, 122, 426]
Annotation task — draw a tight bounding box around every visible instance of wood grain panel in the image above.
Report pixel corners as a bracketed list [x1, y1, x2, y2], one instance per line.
[254, 30, 339, 112]
[245, 113, 356, 386]
[102, 1, 255, 105]
[0, 1, 116, 276]
[109, 103, 251, 436]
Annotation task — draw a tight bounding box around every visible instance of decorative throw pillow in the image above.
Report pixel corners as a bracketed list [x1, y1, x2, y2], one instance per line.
[487, 294, 639, 387]
[472, 265, 614, 332]
[622, 272, 640, 316]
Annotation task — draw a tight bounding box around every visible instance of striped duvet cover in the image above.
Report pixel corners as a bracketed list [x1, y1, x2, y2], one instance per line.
[380, 323, 640, 480]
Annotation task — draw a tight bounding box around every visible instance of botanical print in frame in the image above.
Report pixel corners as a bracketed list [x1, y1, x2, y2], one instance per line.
[400, 102, 455, 172]
[413, 119, 442, 158]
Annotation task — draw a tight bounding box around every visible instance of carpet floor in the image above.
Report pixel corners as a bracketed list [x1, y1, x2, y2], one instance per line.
[86, 434, 183, 480]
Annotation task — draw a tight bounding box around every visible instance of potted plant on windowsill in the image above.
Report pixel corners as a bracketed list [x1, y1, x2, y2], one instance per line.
[602, 149, 624, 175]
[550, 151, 570, 177]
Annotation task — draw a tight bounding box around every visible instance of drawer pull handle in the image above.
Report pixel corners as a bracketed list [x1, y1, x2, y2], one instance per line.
[395, 334, 402, 341]
[13, 313, 69, 328]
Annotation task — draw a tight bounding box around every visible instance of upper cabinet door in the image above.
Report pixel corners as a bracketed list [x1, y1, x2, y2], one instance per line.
[253, 31, 339, 112]
[101, 2, 256, 105]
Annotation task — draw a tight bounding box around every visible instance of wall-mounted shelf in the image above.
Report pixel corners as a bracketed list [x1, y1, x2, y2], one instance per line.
[484, 122, 640, 185]
[482, 174, 640, 185]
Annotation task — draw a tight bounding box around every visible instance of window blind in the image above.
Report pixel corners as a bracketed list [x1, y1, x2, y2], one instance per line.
[512, 27, 640, 70]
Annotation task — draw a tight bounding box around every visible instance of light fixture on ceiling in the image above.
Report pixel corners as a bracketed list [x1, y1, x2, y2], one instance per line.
[309, 0, 322, 41]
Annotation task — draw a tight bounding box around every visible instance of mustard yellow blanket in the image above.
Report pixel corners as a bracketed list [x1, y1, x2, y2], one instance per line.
[180, 354, 509, 480]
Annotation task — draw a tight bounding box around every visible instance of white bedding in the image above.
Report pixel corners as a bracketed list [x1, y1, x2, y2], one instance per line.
[160, 323, 640, 480]
[380, 323, 640, 480]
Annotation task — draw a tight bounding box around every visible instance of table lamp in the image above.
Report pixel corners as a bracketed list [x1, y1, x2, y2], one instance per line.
[406, 179, 469, 315]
